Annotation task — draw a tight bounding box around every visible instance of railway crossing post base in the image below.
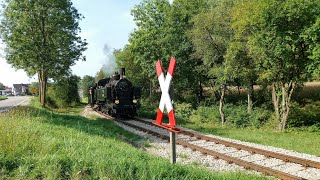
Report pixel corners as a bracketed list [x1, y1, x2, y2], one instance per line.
[151, 121, 181, 133]
[170, 131, 176, 164]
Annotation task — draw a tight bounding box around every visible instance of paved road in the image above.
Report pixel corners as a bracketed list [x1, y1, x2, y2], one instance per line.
[0, 96, 30, 112]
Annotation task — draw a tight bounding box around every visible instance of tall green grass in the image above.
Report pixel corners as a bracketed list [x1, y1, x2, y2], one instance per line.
[0, 103, 263, 179]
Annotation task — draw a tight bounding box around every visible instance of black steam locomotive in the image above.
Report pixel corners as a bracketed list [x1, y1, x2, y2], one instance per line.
[88, 68, 141, 117]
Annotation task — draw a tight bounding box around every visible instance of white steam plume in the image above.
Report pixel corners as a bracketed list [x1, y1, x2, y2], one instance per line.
[102, 44, 116, 76]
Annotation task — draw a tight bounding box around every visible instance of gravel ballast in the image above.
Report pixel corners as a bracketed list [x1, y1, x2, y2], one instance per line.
[82, 107, 320, 179]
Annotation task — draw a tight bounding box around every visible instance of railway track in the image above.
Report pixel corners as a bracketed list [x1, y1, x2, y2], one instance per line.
[134, 117, 320, 169]
[94, 109, 320, 180]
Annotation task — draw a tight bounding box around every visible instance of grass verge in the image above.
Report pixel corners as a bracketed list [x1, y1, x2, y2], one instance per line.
[180, 122, 320, 156]
[81, 97, 88, 104]
[0, 96, 8, 101]
[30, 97, 85, 115]
[0, 101, 263, 179]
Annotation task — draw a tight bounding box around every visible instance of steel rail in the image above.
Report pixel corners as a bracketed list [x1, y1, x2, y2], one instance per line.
[117, 119, 304, 180]
[181, 129, 320, 169]
[93, 110, 307, 179]
[134, 117, 320, 169]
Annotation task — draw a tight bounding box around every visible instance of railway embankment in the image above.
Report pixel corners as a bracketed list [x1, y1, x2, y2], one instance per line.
[0, 102, 261, 179]
[138, 101, 320, 156]
[90, 105, 320, 179]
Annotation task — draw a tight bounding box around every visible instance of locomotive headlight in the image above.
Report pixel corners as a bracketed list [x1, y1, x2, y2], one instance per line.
[115, 100, 120, 104]
[133, 99, 137, 104]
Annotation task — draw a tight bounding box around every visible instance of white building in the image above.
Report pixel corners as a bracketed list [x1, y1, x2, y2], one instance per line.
[0, 88, 12, 96]
[12, 84, 29, 96]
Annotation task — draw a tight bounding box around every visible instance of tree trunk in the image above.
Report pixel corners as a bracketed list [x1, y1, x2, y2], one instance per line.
[219, 84, 226, 126]
[197, 81, 203, 104]
[247, 93, 252, 113]
[39, 70, 47, 107]
[149, 80, 152, 98]
[281, 84, 288, 131]
[271, 83, 281, 130]
[38, 72, 42, 103]
[40, 79, 47, 107]
[247, 82, 254, 113]
[280, 81, 295, 131]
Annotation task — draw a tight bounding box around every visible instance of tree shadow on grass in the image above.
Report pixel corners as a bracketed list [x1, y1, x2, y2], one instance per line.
[10, 106, 142, 142]
[11, 106, 227, 143]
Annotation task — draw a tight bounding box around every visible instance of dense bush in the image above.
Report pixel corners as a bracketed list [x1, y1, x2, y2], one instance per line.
[189, 106, 220, 124]
[248, 107, 271, 128]
[174, 103, 193, 119]
[224, 105, 249, 128]
[172, 102, 271, 128]
[137, 97, 158, 118]
[220, 104, 270, 128]
[288, 101, 320, 128]
[47, 75, 80, 108]
[139, 96, 318, 130]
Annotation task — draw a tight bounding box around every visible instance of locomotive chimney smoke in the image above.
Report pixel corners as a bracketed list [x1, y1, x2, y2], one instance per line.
[120, 68, 125, 79]
[102, 44, 117, 75]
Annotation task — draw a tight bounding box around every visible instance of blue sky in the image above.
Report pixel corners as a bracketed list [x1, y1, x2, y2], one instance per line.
[0, 0, 143, 87]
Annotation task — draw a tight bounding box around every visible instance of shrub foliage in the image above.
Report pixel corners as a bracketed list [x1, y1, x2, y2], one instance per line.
[47, 75, 80, 108]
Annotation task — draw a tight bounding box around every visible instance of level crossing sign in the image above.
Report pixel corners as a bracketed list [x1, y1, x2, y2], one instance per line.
[152, 57, 181, 133]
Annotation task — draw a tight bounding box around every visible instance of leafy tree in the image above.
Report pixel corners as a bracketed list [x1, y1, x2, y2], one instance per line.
[0, 0, 87, 107]
[95, 68, 107, 82]
[225, 41, 257, 113]
[232, 0, 320, 130]
[188, 0, 235, 125]
[47, 75, 80, 108]
[167, 0, 208, 103]
[130, 0, 208, 102]
[0, 83, 5, 90]
[130, 0, 171, 97]
[114, 45, 148, 92]
[81, 75, 95, 97]
[302, 17, 320, 79]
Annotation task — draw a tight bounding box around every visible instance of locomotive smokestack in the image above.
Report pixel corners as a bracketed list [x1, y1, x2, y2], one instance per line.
[120, 68, 125, 79]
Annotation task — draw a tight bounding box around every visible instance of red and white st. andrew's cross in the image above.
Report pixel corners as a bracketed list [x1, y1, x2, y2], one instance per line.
[152, 57, 180, 132]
